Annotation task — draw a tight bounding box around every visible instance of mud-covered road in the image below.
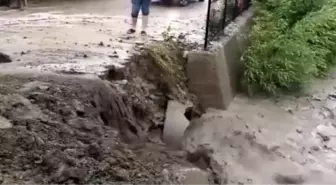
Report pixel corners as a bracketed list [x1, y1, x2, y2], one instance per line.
[0, 0, 205, 75]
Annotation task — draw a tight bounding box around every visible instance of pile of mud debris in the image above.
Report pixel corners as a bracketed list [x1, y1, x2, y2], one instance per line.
[0, 73, 189, 184]
[0, 47, 211, 184]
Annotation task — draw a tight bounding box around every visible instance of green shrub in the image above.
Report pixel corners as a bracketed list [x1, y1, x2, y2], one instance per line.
[292, 5, 336, 75]
[242, 0, 336, 95]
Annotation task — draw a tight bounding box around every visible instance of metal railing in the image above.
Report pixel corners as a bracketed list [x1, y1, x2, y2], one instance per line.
[204, 0, 251, 50]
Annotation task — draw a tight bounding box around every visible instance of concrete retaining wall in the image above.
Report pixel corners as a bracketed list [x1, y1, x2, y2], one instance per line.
[187, 9, 253, 110]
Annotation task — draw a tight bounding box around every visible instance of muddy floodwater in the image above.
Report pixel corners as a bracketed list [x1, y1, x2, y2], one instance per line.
[182, 68, 336, 183]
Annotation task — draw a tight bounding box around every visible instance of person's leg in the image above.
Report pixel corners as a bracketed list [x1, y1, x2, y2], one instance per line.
[140, 0, 151, 35]
[128, 0, 141, 34]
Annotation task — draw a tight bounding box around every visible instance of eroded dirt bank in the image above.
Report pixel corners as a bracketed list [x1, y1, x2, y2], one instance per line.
[0, 72, 198, 184]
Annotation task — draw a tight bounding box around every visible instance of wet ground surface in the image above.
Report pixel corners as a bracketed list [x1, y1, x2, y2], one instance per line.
[0, 0, 206, 75]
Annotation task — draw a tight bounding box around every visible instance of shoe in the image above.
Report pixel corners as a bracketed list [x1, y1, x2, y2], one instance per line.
[140, 30, 147, 36]
[127, 28, 136, 34]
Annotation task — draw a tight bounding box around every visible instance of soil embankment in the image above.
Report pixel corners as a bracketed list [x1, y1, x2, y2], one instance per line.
[0, 71, 197, 184]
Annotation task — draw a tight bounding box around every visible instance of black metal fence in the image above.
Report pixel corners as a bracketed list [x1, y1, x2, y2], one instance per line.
[204, 0, 251, 50]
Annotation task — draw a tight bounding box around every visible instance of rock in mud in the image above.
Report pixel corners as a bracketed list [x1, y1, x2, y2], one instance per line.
[274, 173, 305, 184]
[161, 165, 210, 185]
[0, 116, 12, 129]
[296, 128, 303, 134]
[72, 99, 85, 115]
[115, 168, 130, 181]
[0, 52, 12, 63]
[316, 124, 336, 142]
[186, 145, 214, 170]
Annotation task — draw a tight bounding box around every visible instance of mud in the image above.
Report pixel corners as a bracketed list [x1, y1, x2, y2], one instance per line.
[0, 2, 210, 183]
[0, 73, 196, 184]
[3, 0, 336, 184]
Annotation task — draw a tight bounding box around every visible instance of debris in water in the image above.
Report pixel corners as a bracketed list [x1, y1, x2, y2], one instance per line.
[317, 132, 330, 142]
[310, 145, 320, 151]
[311, 95, 322, 101]
[186, 145, 213, 170]
[0, 52, 12, 63]
[287, 109, 294, 114]
[98, 41, 104, 46]
[108, 54, 119, 58]
[274, 173, 305, 184]
[296, 128, 303, 134]
[328, 93, 336, 100]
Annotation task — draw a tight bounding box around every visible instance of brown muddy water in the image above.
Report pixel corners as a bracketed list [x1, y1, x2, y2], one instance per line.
[183, 70, 336, 184]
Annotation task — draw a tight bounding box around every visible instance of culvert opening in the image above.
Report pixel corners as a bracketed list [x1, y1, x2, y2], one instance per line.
[184, 106, 202, 121]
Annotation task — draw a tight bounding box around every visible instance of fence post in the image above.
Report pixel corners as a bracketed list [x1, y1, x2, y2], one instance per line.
[204, 0, 212, 50]
[233, 0, 238, 19]
[221, 0, 228, 30]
